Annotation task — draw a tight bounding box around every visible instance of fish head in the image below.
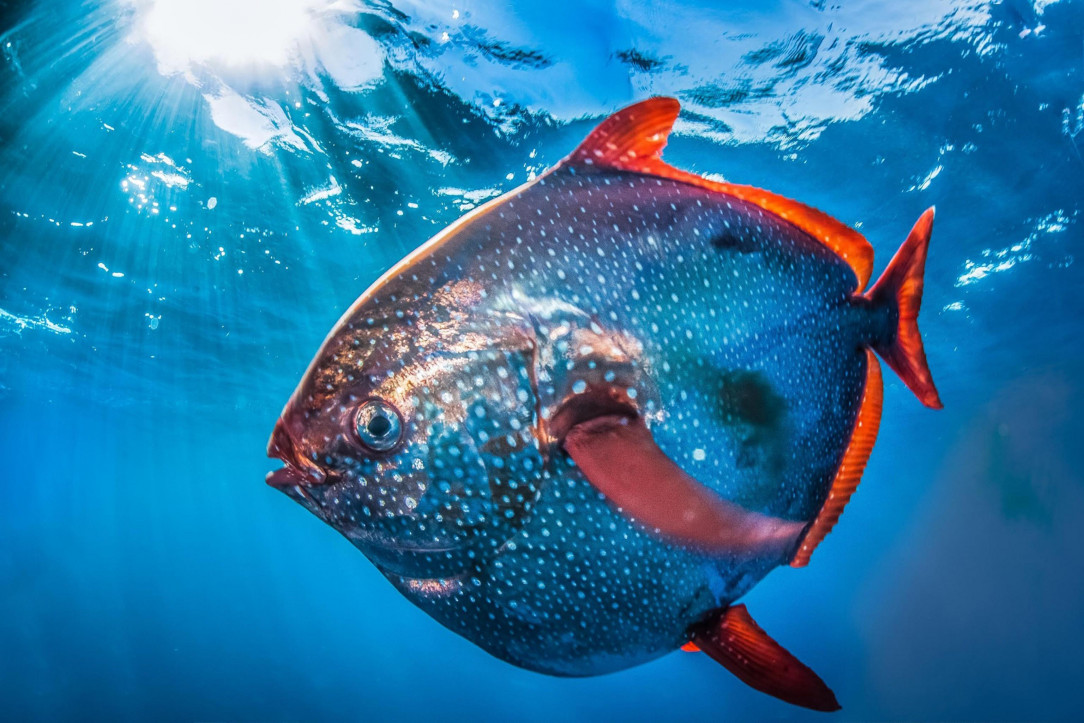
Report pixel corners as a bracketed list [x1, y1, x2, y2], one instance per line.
[267, 277, 543, 578]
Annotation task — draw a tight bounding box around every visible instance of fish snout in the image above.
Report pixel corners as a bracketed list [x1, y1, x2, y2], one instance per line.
[266, 415, 327, 489]
[267, 416, 295, 461]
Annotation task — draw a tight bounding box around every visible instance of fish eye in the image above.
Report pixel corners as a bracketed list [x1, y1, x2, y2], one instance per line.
[354, 399, 403, 453]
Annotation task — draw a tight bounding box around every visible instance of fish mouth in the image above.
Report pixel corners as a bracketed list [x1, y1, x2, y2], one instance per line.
[267, 475, 319, 510]
[266, 415, 327, 491]
[265, 465, 310, 490]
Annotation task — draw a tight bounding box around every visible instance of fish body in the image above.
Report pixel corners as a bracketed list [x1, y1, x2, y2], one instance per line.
[267, 98, 941, 709]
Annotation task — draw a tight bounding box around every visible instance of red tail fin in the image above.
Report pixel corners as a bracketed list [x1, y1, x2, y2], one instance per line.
[865, 208, 943, 409]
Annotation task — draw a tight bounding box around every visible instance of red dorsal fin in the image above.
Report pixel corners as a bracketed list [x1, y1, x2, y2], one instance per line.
[564, 97, 875, 290]
[690, 605, 841, 712]
[792, 349, 884, 567]
[568, 96, 681, 168]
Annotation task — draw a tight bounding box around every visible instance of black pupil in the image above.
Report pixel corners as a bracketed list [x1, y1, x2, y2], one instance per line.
[367, 413, 392, 438]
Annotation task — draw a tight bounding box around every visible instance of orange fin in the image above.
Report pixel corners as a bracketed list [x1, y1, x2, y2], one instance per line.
[791, 349, 884, 567]
[567, 96, 681, 169]
[564, 97, 874, 290]
[690, 605, 841, 712]
[681, 641, 701, 653]
[865, 207, 943, 409]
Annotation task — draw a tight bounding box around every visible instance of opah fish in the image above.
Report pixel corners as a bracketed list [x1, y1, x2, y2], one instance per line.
[267, 98, 942, 711]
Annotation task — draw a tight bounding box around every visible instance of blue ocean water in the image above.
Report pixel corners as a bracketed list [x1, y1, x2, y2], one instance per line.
[1, 0, 1083, 719]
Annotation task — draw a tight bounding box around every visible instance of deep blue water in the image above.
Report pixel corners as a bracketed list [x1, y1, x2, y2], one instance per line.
[2, 0, 1083, 720]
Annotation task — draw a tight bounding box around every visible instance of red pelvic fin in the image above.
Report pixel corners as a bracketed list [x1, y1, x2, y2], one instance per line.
[792, 349, 884, 567]
[562, 414, 805, 557]
[865, 207, 943, 409]
[690, 605, 841, 712]
[563, 97, 874, 290]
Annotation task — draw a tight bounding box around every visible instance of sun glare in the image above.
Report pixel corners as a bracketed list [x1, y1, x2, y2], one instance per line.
[137, 0, 323, 71]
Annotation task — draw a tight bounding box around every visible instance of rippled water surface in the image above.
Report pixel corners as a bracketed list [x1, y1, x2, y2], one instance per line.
[2, 0, 1083, 720]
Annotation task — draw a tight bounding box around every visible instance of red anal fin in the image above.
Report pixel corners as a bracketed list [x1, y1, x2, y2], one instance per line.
[690, 605, 841, 712]
[563, 414, 805, 557]
[563, 97, 874, 290]
[791, 349, 884, 567]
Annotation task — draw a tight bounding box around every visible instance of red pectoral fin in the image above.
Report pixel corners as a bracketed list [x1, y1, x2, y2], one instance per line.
[562, 415, 805, 557]
[691, 605, 841, 712]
